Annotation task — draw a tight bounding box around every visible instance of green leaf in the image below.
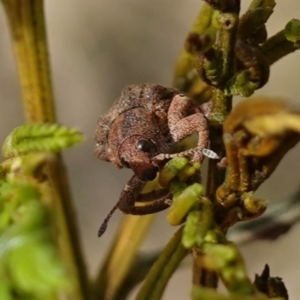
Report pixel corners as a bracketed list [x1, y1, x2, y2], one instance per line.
[2, 123, 83, 158]
[7, 238, 69, 297]
[0, 160, 71, 299]
[167, 183, 203, 225]
[158, 157, 188, 188]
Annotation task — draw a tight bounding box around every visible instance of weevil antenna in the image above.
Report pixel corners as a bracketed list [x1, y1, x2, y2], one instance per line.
[98, 200, 121, 237]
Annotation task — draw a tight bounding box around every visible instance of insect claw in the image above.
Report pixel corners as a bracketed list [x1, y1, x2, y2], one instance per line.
[200, 148, 220, 159]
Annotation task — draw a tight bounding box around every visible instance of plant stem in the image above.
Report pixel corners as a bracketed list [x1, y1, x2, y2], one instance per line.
[192, 248, 218, 288]
[261, 29, 300, 66]
[206, 126, 227, 201]
[134, 227, 188, 300]
[237, 0, 275, 41]
[48, 156, 90, 300]
[172, 3, 216, 103]
[0, 1, 89, 299]
[1, 0, 55, 123]
[193, 0, 240, 290]
[209, 4, 239, 123]
[206, 0, 240, 212]
[93, 214, 155, 300]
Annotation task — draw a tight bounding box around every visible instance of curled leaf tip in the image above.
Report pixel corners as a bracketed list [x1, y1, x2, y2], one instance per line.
[284, 19, 300, 43]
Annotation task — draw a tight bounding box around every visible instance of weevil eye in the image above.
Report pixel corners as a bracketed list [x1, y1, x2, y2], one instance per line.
[137, 139, 152, 153]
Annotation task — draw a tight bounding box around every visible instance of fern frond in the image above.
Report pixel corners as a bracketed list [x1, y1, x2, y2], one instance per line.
[2, 123, 83, 158]
[0, 154, 71, 299]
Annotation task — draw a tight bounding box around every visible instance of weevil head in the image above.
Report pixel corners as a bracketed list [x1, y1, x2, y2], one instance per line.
[118, 135, 159, 181]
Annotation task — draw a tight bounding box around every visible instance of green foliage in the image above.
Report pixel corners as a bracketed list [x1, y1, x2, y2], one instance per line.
[158, 157, 188, 188]
[167, 183, 204, 226]
[2, 124, 83, 158]
[182, 197, 213, 248]
[158, 157, 214, 249]
[0, 123, 83, 299]
[0, 165, 69, 299]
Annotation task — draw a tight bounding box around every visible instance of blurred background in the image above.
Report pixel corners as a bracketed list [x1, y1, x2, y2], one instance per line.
[0, 0, 300, 298]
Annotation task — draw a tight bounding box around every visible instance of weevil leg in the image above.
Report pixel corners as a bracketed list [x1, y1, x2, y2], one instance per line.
[138, 188, 170, 202]
[163, 95, 210, 162]
[118, 175, 171, 214]
[98, 175, 171, 237]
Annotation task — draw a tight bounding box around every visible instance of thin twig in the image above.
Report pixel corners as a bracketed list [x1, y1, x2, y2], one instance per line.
[134, 227, 188, 300]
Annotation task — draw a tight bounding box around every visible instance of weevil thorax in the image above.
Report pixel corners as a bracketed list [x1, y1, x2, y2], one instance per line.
[94, 114, 116, 164]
